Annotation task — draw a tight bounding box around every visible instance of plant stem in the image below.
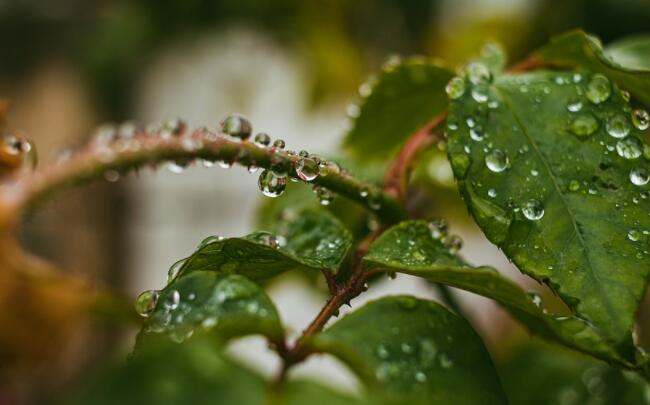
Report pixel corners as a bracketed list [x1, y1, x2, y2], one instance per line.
[0, 127, 407, 226]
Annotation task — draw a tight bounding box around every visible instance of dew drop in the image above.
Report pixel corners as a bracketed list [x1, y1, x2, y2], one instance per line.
[221, 114, 252, 140]
[585, 74, 611, 104]
[469, 126, 485, 141]
[295, 157, 319, 181]
[258, 169, 287, 197]
[487, 188, 497, 198]
[630, 167, 649, 186]
[568, 180, 580, 191]
[167, 162, 186, 174]
[428, 218, 448, 240]
[445, 235, 463, 253]
[628, 229, 643, 242]
[567, 101, 583, 112]
[606, 114, 630, 138]
[445, 77, 466, 99]
[569, 114, 599, 137]
[272, 139, 285, 149]
[319, 160, 340, 176]
[198, 235, 225, 248]
[616, 137, 642, 159]
[485, 149, 509, 172]
[313, 186, 333, 205]
[254, 132, 271, 146]
[632, 109, 650, 131]
[414, 371, 427, 383]
[163, 290, 180, 310]
[135, 290, 159, 317]
[522, 199, 544, 220]
[471, 85, 489, 103]
[465, 62, 491, 85]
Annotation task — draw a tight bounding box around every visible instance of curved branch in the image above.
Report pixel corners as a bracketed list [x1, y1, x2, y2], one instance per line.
[0, 126, 407, 227]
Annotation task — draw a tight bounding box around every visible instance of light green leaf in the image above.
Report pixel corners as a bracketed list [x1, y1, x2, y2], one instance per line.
[140, 272, 283, 344]
[606, 35, 650, 71]
[536, 30, 650, 105]
[72, 335, 267, 405]
[363, 221, 643, 371]
[178, 208, 353, 281]
[446, 68, 650, 344]
[344, 57, 453, 161]
[308, 296, 508, 404]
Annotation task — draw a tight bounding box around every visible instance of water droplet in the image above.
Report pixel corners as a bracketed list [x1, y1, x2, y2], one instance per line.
[487, 188, 497, 198]
[616, 137, 642, 159]
[428, 218, 448, 240]
[569, 114, 599, 137]
[567, 101, 583, 112]
[465, 62, 491, 85]
[414, 371, 427, 383]
[630, 167, 649, 186]
[167, 259, 186, 283]
[522, 199, 544, 220]
[568, 180, 580, 191]
[298, 150, 309, 158]
[445, 77, 466, 99]
[252, 231, 279, 249]
[221, 115, 252, 140]
[469, 126, 485, 141]
[376, 344, 390, 360]
[135, 290, 159, 317]
[527, 292, 543, 307]
[445, 235, 463, 253]
[198, 235, 224, 248]
[272, 139, 285, 149]
[439, 353, 454, 369]
[485, 149, 509, 172]
[162, 118, 186, 138]
[313, 186, 333, 205]
[632, 109, 649, 131]
[346, 103, 360, 118]
[2, 135, 37, 171]
[471, 85, 489, 103]
[167, 162, 186, 174]
[318, 160, 340, 176]
[258, 169, 287, 197]
[606, 114, 630, 138]
[103, 170, 120, 182]
[254, 132, 271, 146]
[585, 74, 611, 104]
[163, 290, 180, 310]
[295, 157, 319, 181]
[628, 229, 643, 242]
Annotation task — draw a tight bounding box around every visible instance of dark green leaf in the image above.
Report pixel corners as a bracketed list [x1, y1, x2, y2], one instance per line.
[605, 35, 650, 71]
[178, 208, 352, 281]
[278, 380, 366, 405]
[499, 342, 650, 405]
[536, 30, 650, 105]
[141, 272, 283, 343]
[308, 296, 507, 404]
[363, 221, 642, 370]
[447, 68, 650, 344]
[72, 335, 267, 405]
[344, 57, 453, 161]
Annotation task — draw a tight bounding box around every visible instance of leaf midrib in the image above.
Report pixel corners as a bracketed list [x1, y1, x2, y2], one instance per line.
[494, 85, 619, 333]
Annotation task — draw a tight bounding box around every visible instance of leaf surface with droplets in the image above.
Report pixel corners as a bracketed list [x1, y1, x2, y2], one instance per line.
[363, 221, 644, 372]
[178, 208, 352, 281]
[536, 30, 650, 105]
[446, 68, 650, 344]
[140, 272, 283, 344]
[308, 296, 508, 405]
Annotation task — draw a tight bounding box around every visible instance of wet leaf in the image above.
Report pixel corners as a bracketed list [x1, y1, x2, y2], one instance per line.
[139, 272, 283, 344]
[344, 57, 453, 161]
[308, 296, 507, 404]
[278, 380, 366, 405]
[178, 208, 352, 281]
[72, 335, 267, 405]
[446, 68, 650, 344]
[499, 342, 650, 405]
[536, 30, 650, 106]
[363, 221, 644, 372]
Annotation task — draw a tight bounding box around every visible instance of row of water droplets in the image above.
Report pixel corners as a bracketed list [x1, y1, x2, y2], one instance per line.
[0, 133, 37, 174]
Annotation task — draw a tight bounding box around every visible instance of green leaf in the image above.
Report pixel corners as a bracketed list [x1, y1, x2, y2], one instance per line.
[446, 68, 650, 344]
[605, 35, 650, 71]
[140, 272, 283, 344]
[72, 335, 267, 405]
[499, 342, 650, 405]
[536, 30, 650, 105]
[178, 208, 352, 281]
[344, 57, 453, 161]
[308, 296, 508, 404]
[363, 221, 642, 370]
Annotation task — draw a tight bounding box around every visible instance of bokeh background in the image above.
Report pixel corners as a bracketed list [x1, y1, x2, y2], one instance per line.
[3, 0, 650, 403]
